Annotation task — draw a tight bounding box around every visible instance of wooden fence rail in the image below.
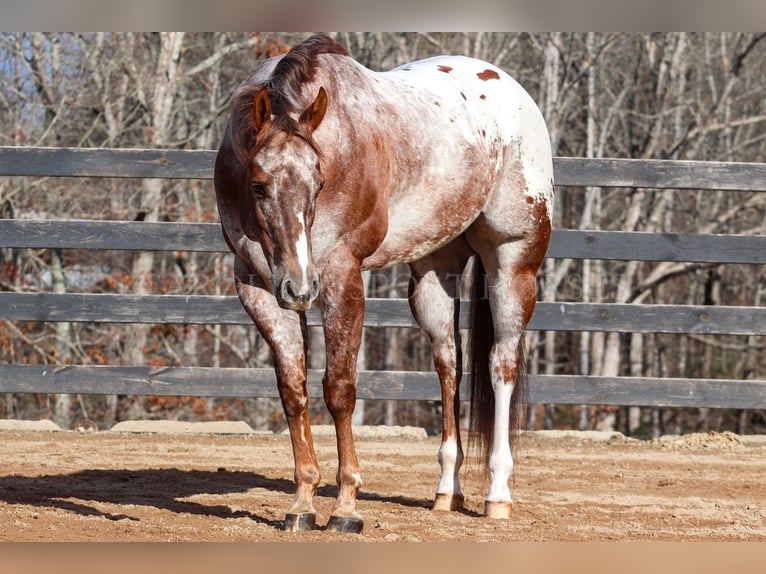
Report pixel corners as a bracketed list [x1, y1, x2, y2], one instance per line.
[3, 147, 766, 191]
[1, 147, 765, 411]
[1, 220, 766, 264]
[3, 293, 766, 336]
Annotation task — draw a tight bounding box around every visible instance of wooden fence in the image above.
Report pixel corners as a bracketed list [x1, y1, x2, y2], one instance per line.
[1, 147, 765, 410]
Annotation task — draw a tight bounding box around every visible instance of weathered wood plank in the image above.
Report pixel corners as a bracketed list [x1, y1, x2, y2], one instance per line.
[0, 147, 214, 179]
[2, 147, 766, 191]
[528, 375, 766, 409]
[528, 301, 766, 335]
[0, 292, 256, 325]
[2, 220, 766, 265]
[0, 219, 226, 252]
[553, 157, 766, 191]
[0, 364, 763, 408]
[2, 292, 765, 335]
[0, 292, 290, 326]
[547, 229, 766, 264]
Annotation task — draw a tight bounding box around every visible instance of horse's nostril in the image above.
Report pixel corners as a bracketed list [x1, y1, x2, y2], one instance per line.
[284, 279, 297, 299]
[311, 279, 320, 298]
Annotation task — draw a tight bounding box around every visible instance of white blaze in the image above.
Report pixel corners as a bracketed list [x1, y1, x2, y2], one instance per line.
[296, 212, 310, 286]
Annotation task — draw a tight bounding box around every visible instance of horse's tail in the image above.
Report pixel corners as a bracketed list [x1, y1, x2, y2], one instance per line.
[468, 256, 527, 473]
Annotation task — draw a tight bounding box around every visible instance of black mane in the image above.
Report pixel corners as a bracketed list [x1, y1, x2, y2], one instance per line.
[261, 34, 348, 115]
[231, 35, 348, 161]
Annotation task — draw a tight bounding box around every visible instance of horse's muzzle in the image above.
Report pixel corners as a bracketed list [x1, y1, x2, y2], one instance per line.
[277, 275, 320, 311]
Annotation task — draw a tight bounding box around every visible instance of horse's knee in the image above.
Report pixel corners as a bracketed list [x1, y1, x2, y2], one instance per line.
[322, 376, 356, 418]
[277, 376, 310, 418]
[432, 337, 460, 378]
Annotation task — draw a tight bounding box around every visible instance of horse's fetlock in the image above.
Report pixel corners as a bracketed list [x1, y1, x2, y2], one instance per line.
[298, 466, 321, 487]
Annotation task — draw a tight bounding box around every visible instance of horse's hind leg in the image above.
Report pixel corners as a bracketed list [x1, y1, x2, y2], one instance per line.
[467, 223, 550, 519]
[234, 256, 320, 531]
[408, 238, 472, 511]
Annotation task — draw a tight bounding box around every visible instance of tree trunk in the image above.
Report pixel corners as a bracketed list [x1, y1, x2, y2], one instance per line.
[109, 33, 186, 424]
[628, 333, 644, 434]
[51, 249, 72, 429]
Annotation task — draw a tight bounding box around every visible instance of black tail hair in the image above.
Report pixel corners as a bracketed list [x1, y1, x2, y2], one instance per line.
[468, 256, 528, 473]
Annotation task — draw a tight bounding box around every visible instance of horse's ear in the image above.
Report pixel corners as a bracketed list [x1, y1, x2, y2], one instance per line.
[252, 87, 271, 132]
[300, 87, 328, 133]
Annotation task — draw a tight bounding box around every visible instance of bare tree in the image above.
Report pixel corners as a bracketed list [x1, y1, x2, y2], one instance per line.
[2, 33, 764, 432]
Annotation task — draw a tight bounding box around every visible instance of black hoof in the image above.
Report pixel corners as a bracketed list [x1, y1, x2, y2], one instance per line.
[325, 515, 364, 534]
[282, 513, 317, 532]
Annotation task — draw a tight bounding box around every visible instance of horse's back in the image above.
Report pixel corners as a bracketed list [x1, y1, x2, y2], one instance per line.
[359, 55, 552, 269]
[387, 55, 546, 147]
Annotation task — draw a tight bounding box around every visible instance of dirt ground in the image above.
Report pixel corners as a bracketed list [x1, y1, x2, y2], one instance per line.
[0, 427, 763, 542]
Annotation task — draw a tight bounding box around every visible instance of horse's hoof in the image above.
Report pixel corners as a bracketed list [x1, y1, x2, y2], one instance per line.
[432, 493, 464, 512]
[484, 500, 513, 519]
[282, 513, 317, 531]
[325, 515, 364, 533]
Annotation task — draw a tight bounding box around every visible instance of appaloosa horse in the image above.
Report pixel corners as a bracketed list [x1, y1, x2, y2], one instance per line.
[214, 35, 553, 533]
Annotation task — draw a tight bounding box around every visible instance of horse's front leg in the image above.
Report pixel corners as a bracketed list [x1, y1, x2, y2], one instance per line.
[319, 254, 366, 533]
[234, 256, 320, 531]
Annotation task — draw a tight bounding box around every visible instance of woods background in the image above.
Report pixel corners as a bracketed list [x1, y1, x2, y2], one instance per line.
[1, 32, 764, 436]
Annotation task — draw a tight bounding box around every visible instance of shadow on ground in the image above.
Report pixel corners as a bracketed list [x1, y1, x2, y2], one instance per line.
[0, 467, 452, 527]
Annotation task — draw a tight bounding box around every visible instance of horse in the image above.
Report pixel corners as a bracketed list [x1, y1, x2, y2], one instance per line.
[214, 34, 553, 533]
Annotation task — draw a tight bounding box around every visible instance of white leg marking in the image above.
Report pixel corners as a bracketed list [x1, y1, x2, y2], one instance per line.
[436, 436, 463, 496]
[349, 472, 363, 489]
[487, 379, 514, 502]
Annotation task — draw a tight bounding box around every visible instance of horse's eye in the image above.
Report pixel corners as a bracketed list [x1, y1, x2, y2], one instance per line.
[251, 182, 267, 199]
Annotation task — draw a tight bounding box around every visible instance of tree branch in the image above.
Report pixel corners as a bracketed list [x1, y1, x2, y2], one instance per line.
[183, 35, 262, 77]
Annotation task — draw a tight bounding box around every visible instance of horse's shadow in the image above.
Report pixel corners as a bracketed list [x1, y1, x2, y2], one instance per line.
[0, 467, 457, 528]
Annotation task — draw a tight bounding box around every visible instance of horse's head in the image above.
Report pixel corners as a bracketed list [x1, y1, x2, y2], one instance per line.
[234, 85, 328, 311]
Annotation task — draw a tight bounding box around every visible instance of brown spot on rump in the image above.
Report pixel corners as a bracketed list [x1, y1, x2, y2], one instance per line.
[526, 196, 534, 204]
[437, 65, 453, 73]
[477, 69, 500, 81]
[480, 94, 486, 100]
[460, 92, 467, 100]
[507, 148, 528, 195]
